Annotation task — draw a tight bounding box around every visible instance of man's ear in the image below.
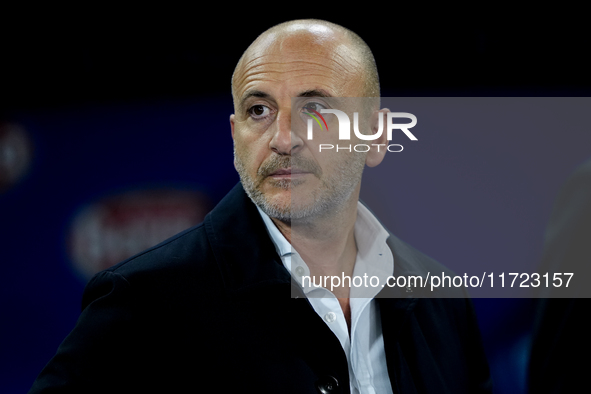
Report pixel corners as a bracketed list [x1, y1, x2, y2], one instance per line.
[230, 114, 236, 140]
[230, 114, 237, 170]
[365, 108, 390, 167]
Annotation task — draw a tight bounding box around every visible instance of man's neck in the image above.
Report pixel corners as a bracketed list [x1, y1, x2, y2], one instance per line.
[270, 192, 359, 298]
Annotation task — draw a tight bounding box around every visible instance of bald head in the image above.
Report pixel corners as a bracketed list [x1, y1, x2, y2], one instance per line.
[231, 19, 380, 105]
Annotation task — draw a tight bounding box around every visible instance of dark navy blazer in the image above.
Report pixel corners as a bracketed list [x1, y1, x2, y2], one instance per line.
[29, 183, 492, 393]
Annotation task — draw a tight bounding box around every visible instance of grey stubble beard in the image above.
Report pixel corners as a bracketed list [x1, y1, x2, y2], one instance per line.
[233, 144, 365, 223]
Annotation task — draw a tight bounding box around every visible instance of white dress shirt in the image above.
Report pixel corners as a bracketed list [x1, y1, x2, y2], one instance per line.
[257, 203, 394, 394]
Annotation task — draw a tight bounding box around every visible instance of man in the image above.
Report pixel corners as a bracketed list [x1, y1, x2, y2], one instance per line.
[529, 158, 591, 393]
[29, 20, 491, 393]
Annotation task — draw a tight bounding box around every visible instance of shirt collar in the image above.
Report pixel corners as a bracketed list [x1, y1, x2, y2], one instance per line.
[353, 203, 393, 279]
[256, 205, 293, 258]
[256, 203, 394, 295]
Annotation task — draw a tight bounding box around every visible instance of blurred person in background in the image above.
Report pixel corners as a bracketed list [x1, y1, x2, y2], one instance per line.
[529, 158, 591, 394]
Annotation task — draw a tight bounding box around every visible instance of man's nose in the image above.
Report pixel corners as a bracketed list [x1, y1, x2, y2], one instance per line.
[269, 111, 303, 155]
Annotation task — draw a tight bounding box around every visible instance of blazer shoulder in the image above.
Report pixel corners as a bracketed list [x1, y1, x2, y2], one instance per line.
[387, 232, 456, 276]
[386, 232, 471, 300]
[92, 220, 224, 297]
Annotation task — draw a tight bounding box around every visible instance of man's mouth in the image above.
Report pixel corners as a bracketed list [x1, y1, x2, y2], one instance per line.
[268, 167, 310, 178]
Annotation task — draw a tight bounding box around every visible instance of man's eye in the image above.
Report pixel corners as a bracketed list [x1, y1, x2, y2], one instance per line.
[249, 105, 271, 119]
[302, 102, 325, 113]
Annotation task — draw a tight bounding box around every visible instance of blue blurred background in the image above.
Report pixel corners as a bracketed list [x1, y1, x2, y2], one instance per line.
[1, 9, 589, 393]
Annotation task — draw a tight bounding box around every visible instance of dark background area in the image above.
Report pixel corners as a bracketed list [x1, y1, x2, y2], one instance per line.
[1, 9, 589, 393]
[3, 9, 589, 113]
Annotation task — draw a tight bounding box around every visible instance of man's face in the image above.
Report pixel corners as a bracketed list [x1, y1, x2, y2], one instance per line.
[230, 26, 373, 221]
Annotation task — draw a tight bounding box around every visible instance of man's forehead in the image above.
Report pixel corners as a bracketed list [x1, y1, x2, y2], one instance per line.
[250, 24, 344, 54]
[238, 87, 334, 110]
[236, 30, 352, 76]
[232, 27, 364, 106]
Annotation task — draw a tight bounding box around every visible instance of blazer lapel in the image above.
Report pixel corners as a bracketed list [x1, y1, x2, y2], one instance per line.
[204, 183, 291, 296]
